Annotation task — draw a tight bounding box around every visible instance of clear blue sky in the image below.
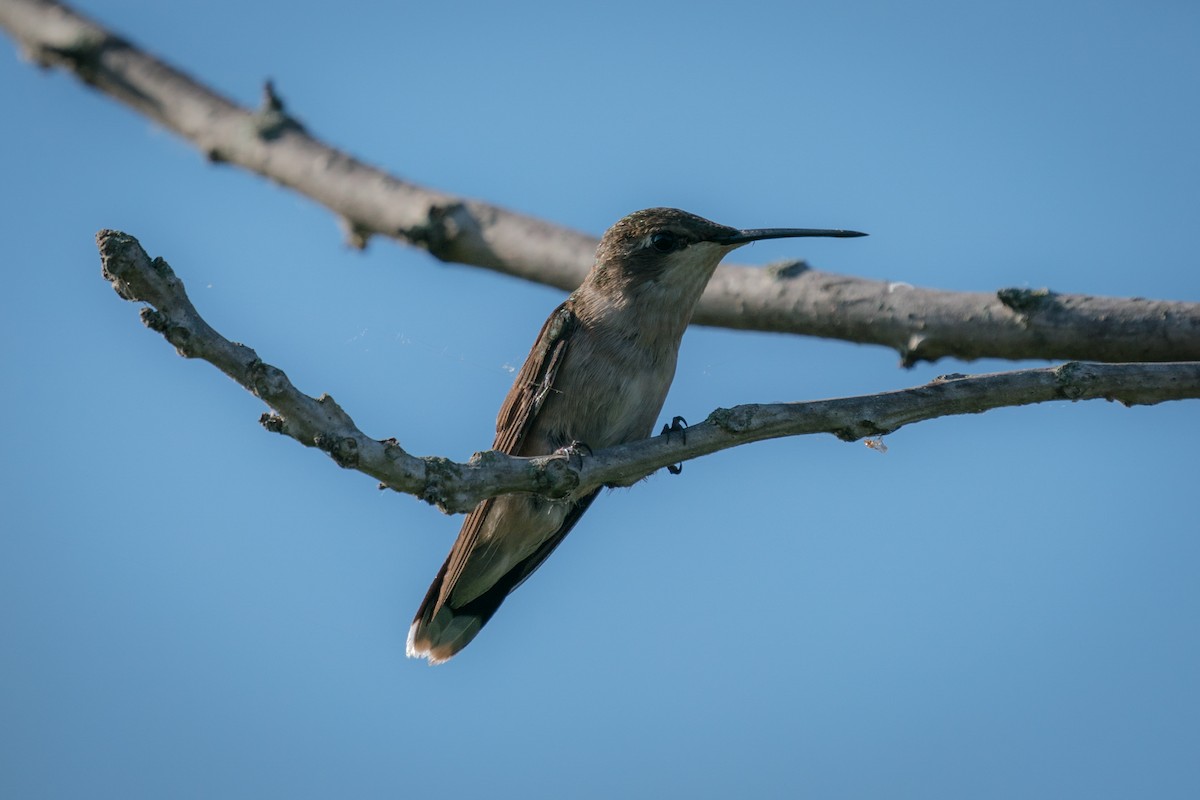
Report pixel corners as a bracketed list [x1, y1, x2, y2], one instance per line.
[2, 1, 1198, 797]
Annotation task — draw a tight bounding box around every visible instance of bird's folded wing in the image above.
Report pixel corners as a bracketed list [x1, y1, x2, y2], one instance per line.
[437, 302, 580, 604]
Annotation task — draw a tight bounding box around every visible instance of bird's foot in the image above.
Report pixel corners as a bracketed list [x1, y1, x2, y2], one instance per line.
[554, 440, 593, 471]
[659, 416, 688, 475]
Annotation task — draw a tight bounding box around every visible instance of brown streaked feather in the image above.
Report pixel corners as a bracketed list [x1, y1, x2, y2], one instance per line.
[494, 302, 577, 455]
[433, 301, 580, 609]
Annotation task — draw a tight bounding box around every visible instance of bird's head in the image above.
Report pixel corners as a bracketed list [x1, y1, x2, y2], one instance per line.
[587, 207, 865, 305]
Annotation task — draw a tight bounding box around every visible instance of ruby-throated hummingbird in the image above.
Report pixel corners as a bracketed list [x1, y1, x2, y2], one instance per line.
[407, 207, 866, 664]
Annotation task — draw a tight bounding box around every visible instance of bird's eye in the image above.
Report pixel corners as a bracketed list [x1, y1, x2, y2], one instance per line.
[649, 231, 679, 253]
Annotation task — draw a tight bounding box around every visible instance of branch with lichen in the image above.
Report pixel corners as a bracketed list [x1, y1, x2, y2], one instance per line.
[97, 229, 1200, 515]
[3, 0, 1197, 365]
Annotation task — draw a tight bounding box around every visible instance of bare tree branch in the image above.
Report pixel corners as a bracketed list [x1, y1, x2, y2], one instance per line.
[97, 229, 1200, 515]
[5, 0, 1198, 365]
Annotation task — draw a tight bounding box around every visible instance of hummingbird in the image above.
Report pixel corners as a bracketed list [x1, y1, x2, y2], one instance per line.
[407, 207, 866, 664]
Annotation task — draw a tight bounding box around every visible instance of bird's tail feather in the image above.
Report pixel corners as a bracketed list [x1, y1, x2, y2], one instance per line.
[406, 491, 599, 665]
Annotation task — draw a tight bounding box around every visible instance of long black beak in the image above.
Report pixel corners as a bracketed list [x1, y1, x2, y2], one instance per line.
[715, 227, 867, 245]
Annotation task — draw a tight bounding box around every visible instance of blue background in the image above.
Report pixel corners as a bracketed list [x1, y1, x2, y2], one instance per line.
[2, 1, 1198, 797]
